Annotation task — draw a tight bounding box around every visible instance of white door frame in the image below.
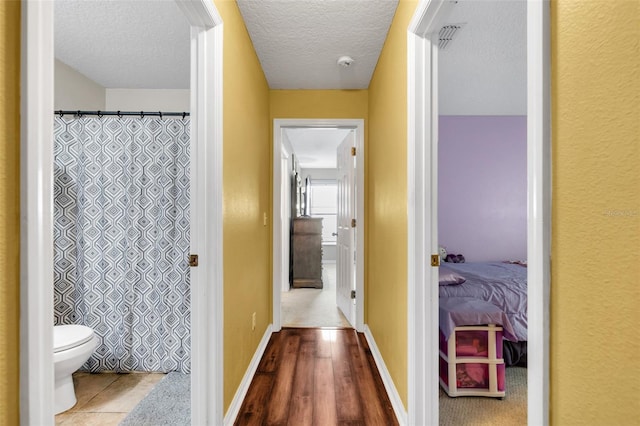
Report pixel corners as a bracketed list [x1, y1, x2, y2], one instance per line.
[272, 119, 365, 332]
[19, 1, 224, 424]
[407, 1, 551, 426]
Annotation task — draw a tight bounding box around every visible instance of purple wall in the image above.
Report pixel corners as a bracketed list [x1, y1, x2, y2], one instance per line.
[438, 116, 527, 262]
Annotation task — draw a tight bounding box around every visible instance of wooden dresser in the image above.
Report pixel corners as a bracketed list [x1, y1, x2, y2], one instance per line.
[291, 217, 323, 288]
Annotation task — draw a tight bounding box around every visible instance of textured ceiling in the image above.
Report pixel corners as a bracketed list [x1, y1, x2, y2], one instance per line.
[285, 128, 352, 169]
[439, 0, 527, 115]
[237, 0, 399, 90]
[53, 0, 525, 115]
[54, 0, 190, 89]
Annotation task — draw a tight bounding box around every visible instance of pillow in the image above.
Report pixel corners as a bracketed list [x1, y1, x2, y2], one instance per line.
[439, 265, 466, 286]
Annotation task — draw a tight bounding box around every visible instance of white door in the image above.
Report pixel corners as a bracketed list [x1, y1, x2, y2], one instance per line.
[336, 132, 356, 326]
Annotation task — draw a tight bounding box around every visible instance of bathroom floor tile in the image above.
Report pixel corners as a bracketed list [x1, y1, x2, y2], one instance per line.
[77, 372, 165, 413]
[69, 372, 120, 412]
[55, 411, 127, 426]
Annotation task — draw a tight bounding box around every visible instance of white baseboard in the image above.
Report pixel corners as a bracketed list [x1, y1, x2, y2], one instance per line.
[223, 324, 273, 425]
[363, 325, 408, 426]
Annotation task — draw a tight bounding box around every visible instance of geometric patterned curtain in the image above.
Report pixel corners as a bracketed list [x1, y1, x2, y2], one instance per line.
[53, 116, 190, 373]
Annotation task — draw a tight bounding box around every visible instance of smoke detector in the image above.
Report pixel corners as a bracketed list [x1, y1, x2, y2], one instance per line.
[337, 56, 355, 68]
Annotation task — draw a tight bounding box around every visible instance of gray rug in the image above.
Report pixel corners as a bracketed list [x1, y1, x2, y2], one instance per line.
[439, 366, 527, 426]
[120, 372, 190, 426]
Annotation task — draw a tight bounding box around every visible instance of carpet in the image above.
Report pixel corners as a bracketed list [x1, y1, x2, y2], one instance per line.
[281, 263, 351, 328]
[439, 366, 527, 426]
[120, 372, 190, 426]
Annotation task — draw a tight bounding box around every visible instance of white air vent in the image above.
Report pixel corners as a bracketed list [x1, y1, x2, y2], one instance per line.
[439, 23, 466, 50]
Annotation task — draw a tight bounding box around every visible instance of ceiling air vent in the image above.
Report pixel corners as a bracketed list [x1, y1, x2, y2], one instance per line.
[439, 23, 465, 50]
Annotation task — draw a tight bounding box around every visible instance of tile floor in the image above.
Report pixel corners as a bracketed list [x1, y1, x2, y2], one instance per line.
[55, 372, 165, 425]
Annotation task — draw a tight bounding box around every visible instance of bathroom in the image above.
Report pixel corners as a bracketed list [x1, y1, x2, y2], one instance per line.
[53, 1, 193, 423]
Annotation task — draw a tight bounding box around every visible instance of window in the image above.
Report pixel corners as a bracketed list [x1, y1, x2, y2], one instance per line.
[309, 180, 337, 243]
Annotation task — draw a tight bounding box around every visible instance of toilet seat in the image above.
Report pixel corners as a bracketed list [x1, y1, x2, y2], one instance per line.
[54, 325, 95, 353]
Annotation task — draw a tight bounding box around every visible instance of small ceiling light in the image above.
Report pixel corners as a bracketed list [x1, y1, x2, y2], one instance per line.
[337, 55, 355, 68]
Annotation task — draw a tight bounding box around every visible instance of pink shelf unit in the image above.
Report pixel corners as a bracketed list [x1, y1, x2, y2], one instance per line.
[439, 324, 505, 398]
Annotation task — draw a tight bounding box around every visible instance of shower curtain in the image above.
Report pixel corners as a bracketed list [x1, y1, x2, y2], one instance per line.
[53, 115, 190, 373]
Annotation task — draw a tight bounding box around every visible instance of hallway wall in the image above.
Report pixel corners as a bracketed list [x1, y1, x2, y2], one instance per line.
[551, 0, 639, 423]
[366, 0, 417, 408]
[214, 0, 272, 412]
[0, 2, 20, 422]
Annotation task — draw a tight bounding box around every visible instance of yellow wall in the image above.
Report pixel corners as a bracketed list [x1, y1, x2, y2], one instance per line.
[366, 0, 417, 408]
[551, 0, 640, 423]
[0, 1, 21, 423]
[270, 90, 368, 120]
[213, 0, 272, 412]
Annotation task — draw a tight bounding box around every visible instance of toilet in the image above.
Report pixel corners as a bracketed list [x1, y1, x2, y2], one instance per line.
[53, 324, 98, 414]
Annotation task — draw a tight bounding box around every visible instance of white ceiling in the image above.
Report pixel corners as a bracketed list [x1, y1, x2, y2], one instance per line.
[439, 0, 527, 115]
[54, 0, 526, 165]
[54, 0, 190, 89]
[236, 0, 399, 90]
[284, 128, 352, 169]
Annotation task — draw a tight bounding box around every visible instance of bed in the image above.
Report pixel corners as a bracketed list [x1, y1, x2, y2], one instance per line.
[439, 262, 528, 343]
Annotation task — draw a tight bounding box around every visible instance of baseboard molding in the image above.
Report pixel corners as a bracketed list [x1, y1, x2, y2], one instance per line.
[223, 324, 273, 425]
[363, 325, 408, 426]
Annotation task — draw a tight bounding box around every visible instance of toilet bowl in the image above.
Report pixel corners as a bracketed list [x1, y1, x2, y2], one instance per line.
[54, 325, 98, 414]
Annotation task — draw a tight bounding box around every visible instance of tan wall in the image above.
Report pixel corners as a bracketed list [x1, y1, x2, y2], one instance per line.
[550, 0, 640, 423]
[0, 2, 21, 423]
[213, 1, 272, 413]
[366, 0, 417, 408]
[54, 59, 106, 110]
[270, 90, 368, 120]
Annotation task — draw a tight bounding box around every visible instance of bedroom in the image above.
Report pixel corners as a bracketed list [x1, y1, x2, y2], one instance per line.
[435, 1, 528, 424]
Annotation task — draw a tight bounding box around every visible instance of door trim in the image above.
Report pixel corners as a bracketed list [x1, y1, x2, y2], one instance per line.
[407, 1, 551, 425]
[19, 1, 224, 423]
[272, 119, 365, 332]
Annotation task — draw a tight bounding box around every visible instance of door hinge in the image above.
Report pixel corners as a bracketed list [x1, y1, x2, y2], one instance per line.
[351, 218, 356, 228]
[350, 290, 356, 299]
[430, 254, 440, 267]
[351, 147, 356, 156]
[189, 254, 199, 267]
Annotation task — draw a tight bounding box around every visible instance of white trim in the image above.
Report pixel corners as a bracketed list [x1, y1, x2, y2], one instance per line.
[407, 1, 551, 425]
[527, 1, 551, 424]
[363, 326, 407, 426]
[178, 0, 225, 423]
[272, 119, 365, 332]
[20, 1, 55, 423]
[21, 1, 224, 424]
[223, 325, 274, 426]
[407, 2, 447, 422]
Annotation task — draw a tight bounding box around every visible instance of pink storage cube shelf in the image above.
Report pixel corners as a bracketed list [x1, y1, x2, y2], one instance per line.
[439, 324, 505, 398]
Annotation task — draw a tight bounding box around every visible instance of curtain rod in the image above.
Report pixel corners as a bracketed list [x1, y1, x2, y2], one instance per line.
[55, 110, 190, 118]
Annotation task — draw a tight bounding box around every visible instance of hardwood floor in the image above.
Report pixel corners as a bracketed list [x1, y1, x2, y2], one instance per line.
[235, 328, 398, 426]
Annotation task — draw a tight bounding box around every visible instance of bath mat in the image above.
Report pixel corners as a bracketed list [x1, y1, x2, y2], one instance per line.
[120, 372, 190, 426]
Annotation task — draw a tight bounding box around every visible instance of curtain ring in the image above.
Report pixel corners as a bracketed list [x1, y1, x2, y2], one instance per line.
[182, 112, 186, 121]
[117, 110, 122, 119]
[140, 111, 144, 118]
[58, 111, 64, 118]
[76, 110, 82, 118]
[97, 110, 103, 119]
[159, 111, 163, 120]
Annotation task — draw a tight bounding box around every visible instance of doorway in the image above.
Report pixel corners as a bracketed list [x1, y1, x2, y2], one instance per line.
[20, 1, 223, 423]
[407, 1, 551, 425]
[272, 119, 365, 333]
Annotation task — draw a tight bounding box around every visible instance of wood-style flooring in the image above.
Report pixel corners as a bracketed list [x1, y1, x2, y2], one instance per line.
[235, 328, 399, 426]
